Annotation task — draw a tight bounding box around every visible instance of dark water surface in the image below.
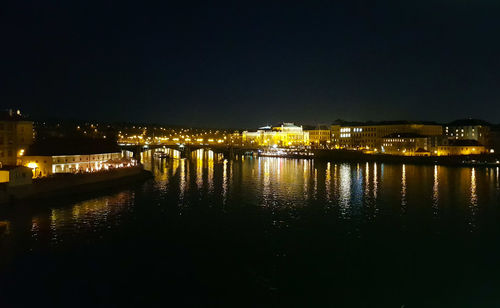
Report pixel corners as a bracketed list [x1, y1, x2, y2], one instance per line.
[1, 153, 500, 307]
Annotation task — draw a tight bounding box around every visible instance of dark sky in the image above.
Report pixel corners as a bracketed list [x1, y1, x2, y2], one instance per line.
[2, 1, 500, 128]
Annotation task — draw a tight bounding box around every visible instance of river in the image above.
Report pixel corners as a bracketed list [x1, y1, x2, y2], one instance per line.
[1, 152, 500, 306]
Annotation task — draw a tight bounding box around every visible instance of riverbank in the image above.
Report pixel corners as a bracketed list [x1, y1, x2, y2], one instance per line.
[0, 166, 153, 205]
[313, 149, 500, 167]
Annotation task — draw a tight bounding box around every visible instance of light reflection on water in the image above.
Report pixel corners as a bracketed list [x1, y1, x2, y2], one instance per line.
[469, 168, 478, 231]
[339, 164, 351, 219]
[325, 162, 331, 202]
[401, 164, 407, 211]
[222, 159, 228, 206]
[1, 154, 500, 252]
[432, 165, 439, 217]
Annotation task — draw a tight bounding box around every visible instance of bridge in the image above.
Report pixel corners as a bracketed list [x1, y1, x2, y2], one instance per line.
[119, 143, 259, 162]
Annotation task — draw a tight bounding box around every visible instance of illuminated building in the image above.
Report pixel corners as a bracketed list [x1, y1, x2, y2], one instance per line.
[20, 151, 131, 178]
[243, 123, 307, 146]
[444, 119, 490, 146]
[0, 109, 33, 166]
[381, 133, 431, 155]
[303, 125, 331, 147]
[331, 121, 443, 150]
[436, 140, 486, 156]
[242, 125, 270, 145]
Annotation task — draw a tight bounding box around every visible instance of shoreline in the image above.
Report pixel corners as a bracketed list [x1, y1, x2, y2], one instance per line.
[0, 166, 153, 205]
[256, 149, 500, 167]
[313, 149, 500, 167]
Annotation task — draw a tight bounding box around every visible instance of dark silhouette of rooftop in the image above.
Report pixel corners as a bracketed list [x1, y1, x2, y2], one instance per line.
[447, 119, 491, 127]
[26, 137, 120, 156]
[331, 119, 440, 126]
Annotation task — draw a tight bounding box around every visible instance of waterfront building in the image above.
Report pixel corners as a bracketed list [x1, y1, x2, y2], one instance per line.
[20, 152, 127, 177]
[381, 133, 431, 155]
[436, 139, 486, 156]
[242, 126, 268, 145]
[19, 136, 134, 177]
[242, 123, 307, 147]
[444, 119, 490, 146]
[0, 110, 34, 166]
[331, 121, 443, 150]
[303, 125, 331, 147]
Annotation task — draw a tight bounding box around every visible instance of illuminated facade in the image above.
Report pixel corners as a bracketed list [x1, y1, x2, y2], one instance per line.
[304, 125, 331, 146]
[242, 123, 307, 146]
[331, 122, 443, 150]
[381, 133, 431, 155]
[20, 152, 127, 178]
[436, 140, 486, 156]
[0, 110, 33, 166]
[444, 119, 490, 146]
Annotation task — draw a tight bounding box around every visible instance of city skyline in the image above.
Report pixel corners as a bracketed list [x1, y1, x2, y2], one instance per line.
[28, 116, 500, 132]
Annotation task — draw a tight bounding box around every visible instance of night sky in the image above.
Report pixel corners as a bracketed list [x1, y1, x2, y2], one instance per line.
[2, 1, 500, 128]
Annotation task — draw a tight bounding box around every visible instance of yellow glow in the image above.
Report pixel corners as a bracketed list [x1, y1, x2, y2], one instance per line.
[27, 162, 38, 169]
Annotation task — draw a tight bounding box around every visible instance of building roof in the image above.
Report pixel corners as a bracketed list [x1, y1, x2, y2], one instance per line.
[447, 119, 491, 127]
[274, 122, 301, 128]
[382, 133, 427, 138]
[258, 125, 272, 130]
[415, 148, 430, 153]
[25, 137, 120, 156]
[303, 124, 330, 131]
